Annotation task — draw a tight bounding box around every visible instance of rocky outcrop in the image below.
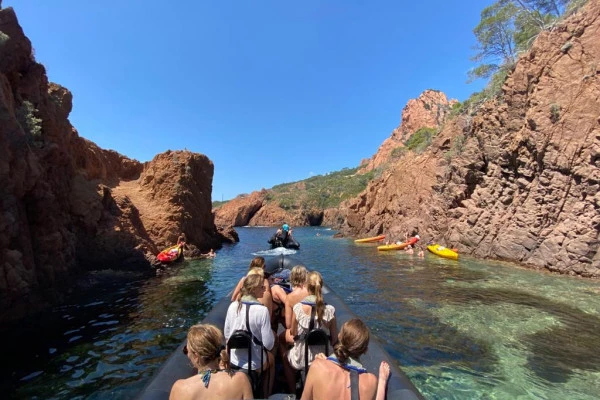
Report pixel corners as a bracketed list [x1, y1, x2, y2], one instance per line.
[213, 89, 458, 228]
[214, 189, 324, 228]
[337, 1, 600, 278]
[361, 89, 457, 171]
[0, 8, 223, 322]
[214, 190, 268, 227]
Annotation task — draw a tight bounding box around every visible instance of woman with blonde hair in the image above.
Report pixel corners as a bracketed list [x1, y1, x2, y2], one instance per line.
[231, 256, 273, 315]
[169, 324, 253, 400]
[283, 270, 336, 392]
[225, 273, 275, 397]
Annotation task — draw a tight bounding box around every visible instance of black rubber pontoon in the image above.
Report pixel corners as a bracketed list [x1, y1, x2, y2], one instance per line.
[137, 257, 424, 400]
[267, 231, 300, 250]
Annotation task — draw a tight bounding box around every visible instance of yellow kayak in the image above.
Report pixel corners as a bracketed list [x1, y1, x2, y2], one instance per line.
[427, 244, 458, 260]
[355, 235, 386, 243]
[377, 242, 409, 251]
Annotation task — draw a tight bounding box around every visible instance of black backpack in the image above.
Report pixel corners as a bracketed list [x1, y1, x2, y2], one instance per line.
[294, 302, 330, 392]
[227, 303, 266, 397]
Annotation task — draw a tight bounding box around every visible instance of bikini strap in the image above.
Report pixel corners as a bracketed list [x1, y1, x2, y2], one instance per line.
[326, 356, 368, 373]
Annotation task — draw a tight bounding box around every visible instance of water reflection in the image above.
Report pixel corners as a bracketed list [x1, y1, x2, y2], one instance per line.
[3, 227, 600, 400]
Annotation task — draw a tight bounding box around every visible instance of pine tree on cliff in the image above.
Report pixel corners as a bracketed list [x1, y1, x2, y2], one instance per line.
[469, 0, 587, 82]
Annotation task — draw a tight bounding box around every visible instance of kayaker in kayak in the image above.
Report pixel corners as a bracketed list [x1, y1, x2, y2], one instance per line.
[404, 233, 420, 246]
[169, 324, 253, 400]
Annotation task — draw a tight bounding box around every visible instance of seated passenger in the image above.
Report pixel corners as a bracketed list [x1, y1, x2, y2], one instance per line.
[224, 274, 275, 397]
[278, 265, 309, 370]
[266, 268, 288, 331]
[283, 271, 337, 392]
[169, 324, 253, 400]
[300, 319, 379, 400]
[283, 265, 309, 330]
[231, 257, 273, 316]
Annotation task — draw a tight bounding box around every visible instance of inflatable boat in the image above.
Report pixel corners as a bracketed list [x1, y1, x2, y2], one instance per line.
[137, 256, 424, 400]
[268, 232, 300, 250]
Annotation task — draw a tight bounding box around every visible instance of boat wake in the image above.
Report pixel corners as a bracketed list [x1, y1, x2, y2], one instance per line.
[253, 247, 297, 256]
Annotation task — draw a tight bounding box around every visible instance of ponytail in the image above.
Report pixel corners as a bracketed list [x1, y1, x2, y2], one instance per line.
[187, 324, 229, 369]
[219, 346, 230, 369]
[333, 319, 369, 364]
[307, 271, 325, 324]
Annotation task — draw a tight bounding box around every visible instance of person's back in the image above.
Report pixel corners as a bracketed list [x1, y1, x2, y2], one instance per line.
[284, 267, 310, 329]
[301, 319, 379, 400]
[170, 370, 252, 400]
[287, 271, 336, 371]
[300, 357, 377, 400]
[169, 324, 253, 400]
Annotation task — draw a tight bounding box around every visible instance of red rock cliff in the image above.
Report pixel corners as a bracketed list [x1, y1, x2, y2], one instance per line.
[337, 1, 600, 278]
[0, 7, 224, 322]
[361, 89, 457, 171]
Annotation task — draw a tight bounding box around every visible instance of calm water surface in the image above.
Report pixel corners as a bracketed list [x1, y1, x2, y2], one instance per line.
[3, 227, 600, 399]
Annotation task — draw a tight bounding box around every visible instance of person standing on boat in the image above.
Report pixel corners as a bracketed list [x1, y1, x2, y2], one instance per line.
[301, 318, 383, 400]
[283, 271, 337, 392]
[225, 274, 275, 397]
[169, 324, 253, 400]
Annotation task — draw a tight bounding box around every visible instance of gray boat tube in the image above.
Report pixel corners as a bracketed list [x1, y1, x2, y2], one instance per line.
[137, 257, 424, 400]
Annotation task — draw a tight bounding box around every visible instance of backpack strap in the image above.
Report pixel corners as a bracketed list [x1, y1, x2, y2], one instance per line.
[245, 304, 253, 373]
[350, 370, 360, 400]
[304, 304, 318, 372]
[245, 303, 265, 397]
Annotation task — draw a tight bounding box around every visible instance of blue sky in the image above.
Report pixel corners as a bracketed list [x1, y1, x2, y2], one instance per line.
[5, 0, 492, 201]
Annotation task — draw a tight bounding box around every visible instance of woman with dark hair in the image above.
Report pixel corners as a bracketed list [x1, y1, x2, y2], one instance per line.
[169, 324, 253, 400]
[301, 318, 390, 400]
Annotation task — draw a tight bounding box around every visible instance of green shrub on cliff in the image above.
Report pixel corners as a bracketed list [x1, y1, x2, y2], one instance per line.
[0, 30, 9, 46]
[391, 146, 408, 159]
[405, 127, 437, 153]
[16, 101, 43, 143]
[270, 166, 376, 209]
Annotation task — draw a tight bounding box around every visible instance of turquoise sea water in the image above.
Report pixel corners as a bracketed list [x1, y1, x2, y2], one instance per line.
[3, 226, 600, 399]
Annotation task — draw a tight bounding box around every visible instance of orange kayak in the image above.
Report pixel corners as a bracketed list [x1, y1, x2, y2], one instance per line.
[355, 235, 386, 243]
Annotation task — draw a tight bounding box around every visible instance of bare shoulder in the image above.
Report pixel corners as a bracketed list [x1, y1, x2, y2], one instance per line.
[169, 378, 193, 399]
[362, 372, 377, 385]
[232, 370, 251, 382]
[309, 357, 330, 372]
